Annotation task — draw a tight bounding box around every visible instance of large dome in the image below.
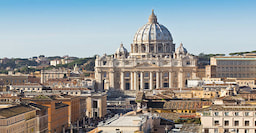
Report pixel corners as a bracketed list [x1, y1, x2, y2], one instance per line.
[133, 10, 173, 43]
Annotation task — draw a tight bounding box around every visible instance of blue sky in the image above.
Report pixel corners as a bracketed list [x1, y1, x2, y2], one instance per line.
[0, 0, 255, 58]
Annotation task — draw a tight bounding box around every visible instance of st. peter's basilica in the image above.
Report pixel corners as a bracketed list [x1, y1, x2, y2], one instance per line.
[95, 10, 197, 91]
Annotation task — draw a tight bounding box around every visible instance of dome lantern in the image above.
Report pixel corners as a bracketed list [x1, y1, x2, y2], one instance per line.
[148, 9, 158, 24]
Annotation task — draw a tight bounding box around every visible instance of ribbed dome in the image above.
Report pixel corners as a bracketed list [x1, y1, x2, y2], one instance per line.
[133, 10, 173, 43]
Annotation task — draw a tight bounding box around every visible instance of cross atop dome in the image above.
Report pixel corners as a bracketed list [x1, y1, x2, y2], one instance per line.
[148, 9, 158, 23]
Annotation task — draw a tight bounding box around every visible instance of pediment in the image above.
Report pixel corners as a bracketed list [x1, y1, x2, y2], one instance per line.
[135, 62, 158, 68]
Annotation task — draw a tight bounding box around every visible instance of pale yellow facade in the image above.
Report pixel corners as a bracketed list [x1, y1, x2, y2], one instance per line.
[207, 56, 256, 78]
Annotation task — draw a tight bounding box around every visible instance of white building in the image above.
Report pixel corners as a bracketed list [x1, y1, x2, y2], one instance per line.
[9, 83, 44, 92]
[97, 112, 172, 133]
[201, 104, 256, 133]
[95, 10, 197, 91]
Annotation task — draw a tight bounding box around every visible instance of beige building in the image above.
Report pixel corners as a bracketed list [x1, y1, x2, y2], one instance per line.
[206, 56, 256, 78]
[85, 92, 107, 118]
[95, 10, 197, 91]
[236, 78, 256, 88]
[28, 103, 48, 133]
[40, 68, 70, 83]
[0, 105, 37, 133]
[200, 104, 256, 133]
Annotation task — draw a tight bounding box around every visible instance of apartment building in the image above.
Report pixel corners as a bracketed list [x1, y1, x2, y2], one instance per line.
[206, 56, 256, 78]
[28, 103, 48, 133]
[55, 95, 81, 125]
[31, 95, 69, 133]
[0, 105, 37, 133]
[201, 105, 256, 133]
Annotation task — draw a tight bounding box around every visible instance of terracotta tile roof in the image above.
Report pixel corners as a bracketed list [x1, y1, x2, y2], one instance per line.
[32, 95, 52, 101]
[163, 100, 212, 110]
[47, 79, 70, 82]
[158, 113, 196, 120]
[52, 87, 90, 90]
[200, 104, 256, 111]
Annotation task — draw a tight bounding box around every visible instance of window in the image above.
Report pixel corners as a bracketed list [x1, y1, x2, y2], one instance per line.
[204, 129, 209, 133]
[245, 121, 249, 126]
[224, 120, 229, 126]
[235, 112, 239, 116]
[245, 112, 249, 116]
[224, 129, 229, 133]
[116, 129, 121, 133]
[163, 83, 168, 88]
[224, 112, 229, 116]
[235, 121, 239, 126]
[103, 61, 107, 65]
[93, 101, 98, 108]
[214, 120, 219, 126]
[214, 112, 219, 116]
[214, 129, 218, 133]
[245, 129, 249, 133]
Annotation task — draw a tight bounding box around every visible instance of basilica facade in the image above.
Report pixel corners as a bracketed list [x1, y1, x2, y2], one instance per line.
[95, 10, 197, 91]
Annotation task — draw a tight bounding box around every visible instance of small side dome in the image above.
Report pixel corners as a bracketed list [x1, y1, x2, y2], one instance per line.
[115, 43, 128, 57]
[175, 43, 187, 55]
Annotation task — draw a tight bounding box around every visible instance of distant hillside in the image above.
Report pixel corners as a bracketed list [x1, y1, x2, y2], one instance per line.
[229, 50, 256, 56]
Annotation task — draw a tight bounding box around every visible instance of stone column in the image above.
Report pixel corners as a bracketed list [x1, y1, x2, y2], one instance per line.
[140, 72, 144, 90]
[134, 72, 137, 90]
[138, 45, 141, 53]
[97, 71, 102, 90]
[150, 72, 153, 90]
[156, 71, 160, 88]
[63, 126, 65, 133]
[178, 69, 184, 88]
[160, 72, 163, 88]
[146, 44, 150, 53]
[130, 72, 134, 90]
[109, 70, 115, 89]
[121, 71, 124, 90]
[77, 120, 79, 131]
[169, 71, 173, 88]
